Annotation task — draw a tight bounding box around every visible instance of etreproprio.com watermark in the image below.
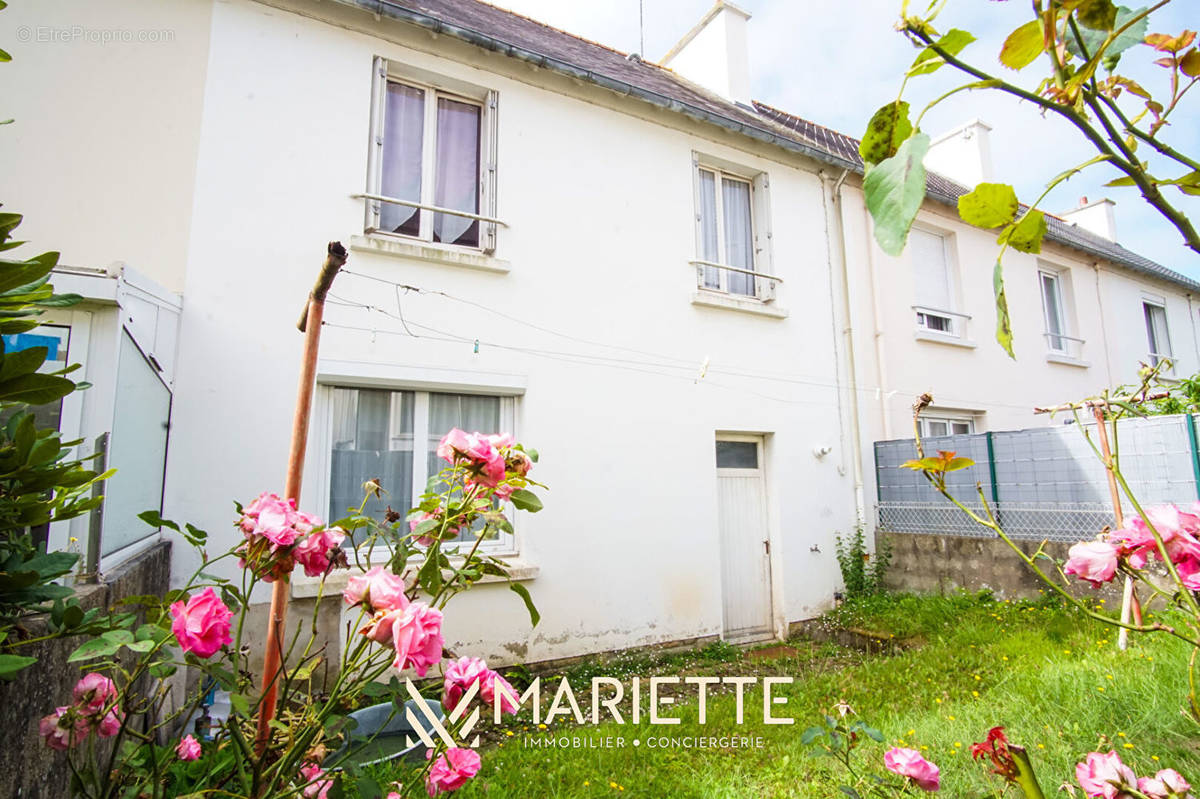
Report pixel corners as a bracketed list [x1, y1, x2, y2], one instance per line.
[15, 25, 175, 45]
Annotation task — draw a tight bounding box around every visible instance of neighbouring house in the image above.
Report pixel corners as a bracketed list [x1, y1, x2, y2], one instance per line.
[2, 0, 1197, 668]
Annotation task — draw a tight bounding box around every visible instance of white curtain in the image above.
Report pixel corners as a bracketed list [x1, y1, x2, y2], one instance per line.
[433, 98, 481, 247]
[427, 393, 500, 544]
[329, 388, 414, 529]
[1145, 304, 1172, 359]
[1040, 273, 1065, 350]
[381, 83, 425, 236]
[698, 170, 720, 289]
[722, 177, 754, 296]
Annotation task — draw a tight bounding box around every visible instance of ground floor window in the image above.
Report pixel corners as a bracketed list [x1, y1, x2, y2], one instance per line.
[327, 387, 514, 550]
[918, 415, 975, 438]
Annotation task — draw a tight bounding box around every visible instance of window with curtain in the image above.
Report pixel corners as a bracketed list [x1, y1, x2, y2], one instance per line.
[919, 416, 974, 437]
[1039, 270, 1067, 353]
[327, 388, 513, 550]
[910, 229, 957, 335]
[368, 63, 496, 251]
[696, 167, 757, 297]
[1144, 301, 1173, 365]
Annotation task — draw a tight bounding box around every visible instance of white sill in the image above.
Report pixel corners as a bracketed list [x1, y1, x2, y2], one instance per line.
[290, 555, 538, 599]
[690, 290, 788, 319]
[349, 234, 511, 274]
[914, 329, 976, 349]
[1045, 352, 1091, 368]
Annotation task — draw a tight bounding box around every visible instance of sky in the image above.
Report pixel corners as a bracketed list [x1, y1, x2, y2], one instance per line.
[490, 0, 1200, 279]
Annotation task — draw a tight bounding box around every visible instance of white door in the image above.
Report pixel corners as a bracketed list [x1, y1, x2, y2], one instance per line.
[716, 436, 773, 639]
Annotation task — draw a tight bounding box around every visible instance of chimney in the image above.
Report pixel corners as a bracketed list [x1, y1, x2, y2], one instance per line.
[660, 1, 753, 105]
[923, 119, 994, 188]
[1060, 196, 1117, 241]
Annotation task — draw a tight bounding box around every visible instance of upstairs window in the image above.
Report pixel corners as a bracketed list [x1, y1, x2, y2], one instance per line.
[1144, 299, 1173, 366]
[364, 58, 499, 252]
[910, 228, 960, 336]
[1039, 270, 1067, 353]
[692, 155, 776, 301]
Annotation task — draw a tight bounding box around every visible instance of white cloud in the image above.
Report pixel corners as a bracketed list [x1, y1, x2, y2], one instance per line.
[490, 0, 1200, 277]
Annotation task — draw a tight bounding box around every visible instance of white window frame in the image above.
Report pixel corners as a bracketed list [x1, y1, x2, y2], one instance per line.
[364, 57, 499, 253]
[1039, 268, 1069, 354]
[1143, 296, 1174, 369]
[691, 153, 777, 301]
[919, 414, 975, 438]
[309, 383, 518, 557]
[910, 227, 964, 338]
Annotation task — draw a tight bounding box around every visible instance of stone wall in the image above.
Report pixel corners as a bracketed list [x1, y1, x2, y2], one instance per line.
[881, 531, 1123, 601]
[0, 541, 171, 799]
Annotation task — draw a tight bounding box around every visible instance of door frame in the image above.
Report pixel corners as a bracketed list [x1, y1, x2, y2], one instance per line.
[714, 432, 781, 641]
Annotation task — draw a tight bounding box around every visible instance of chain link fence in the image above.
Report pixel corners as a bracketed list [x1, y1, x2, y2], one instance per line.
[876, 501, 1116, 542]
[874, 415, 1200, 542]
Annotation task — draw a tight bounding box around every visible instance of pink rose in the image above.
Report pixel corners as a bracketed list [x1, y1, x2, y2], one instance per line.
[294, 527, 346, 577]
[170, 587, 233, 658]
[241, 492, 301, 549]
[73, 672, 116, 716]
[390, 603, 444, 677]
[176, 734, 202, 761]
[300, 762, 332, 799]
[39, 706, 89, 751]
[344, 566, 408, 613]
[1077, 751, 1138, 798]
[1177, 556, 1200, 591]
[1064, 541, 1120, 587]
[442, 657, 519, 716]
[425, 747, 481, 796]
[1138, 769, 1192, 799]
[436, 429, 474, 464]
[96, 707, 123, 737]
[884, 747, 940, 791]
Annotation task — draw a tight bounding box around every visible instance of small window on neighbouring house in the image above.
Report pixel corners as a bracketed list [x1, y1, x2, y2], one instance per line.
[1040, 270, 1068, 353]
[910, 229, 958, 336]
[919, 416, 974, 438]
[1144, 300, 1173, 366]
[366, 58, 498, 252]
[716, 440, 758, 469]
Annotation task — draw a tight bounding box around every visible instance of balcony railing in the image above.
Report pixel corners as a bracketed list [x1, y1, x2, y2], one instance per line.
[1044, 332, 1086, 360]
[912, 305, 970, 338]
[690, 260, 782, 302]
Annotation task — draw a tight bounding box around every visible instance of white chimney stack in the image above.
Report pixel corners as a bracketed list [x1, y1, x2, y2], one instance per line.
[660, 1, 753, 106]
[1060, 196, 1117, 241]
[923, 119, 994, 188]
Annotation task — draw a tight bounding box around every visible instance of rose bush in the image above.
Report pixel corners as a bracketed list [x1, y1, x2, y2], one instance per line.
[37, 428, 544, 798]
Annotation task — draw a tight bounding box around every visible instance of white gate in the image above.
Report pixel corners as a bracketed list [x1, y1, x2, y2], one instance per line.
[715, 436, 773, 639]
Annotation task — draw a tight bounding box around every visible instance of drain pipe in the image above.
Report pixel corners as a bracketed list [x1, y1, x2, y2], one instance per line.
[821, 168, 866, 528]
[861, 200, 893, 440]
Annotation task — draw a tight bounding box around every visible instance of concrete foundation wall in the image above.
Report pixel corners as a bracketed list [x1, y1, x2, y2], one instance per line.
[881, 531, 1123, 602]
[0, 542, 171, 799]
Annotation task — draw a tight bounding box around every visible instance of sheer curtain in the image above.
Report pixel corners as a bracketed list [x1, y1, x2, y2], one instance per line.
[722, 177, 755, 296]
[329, 388, 414, 532]
[381, 83, 425, 236]
[698, 170, 720, 289]
[1040, 273, 1065, 351]
[432, 98, 481, 247]
[427, 393, 500, 545]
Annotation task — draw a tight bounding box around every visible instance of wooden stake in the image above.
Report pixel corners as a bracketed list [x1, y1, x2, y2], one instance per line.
[255, 242, 347, 753]
[1091, 406, 1132, 651]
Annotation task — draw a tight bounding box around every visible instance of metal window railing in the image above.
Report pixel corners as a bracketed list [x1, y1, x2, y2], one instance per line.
[690, 260, 782, 302]
[912, 305, 969, 337]
[351, 192, 509, 228]
[1044, 332, 1086, 360]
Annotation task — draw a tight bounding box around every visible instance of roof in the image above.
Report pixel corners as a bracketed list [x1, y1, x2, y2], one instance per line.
[338, 0, 1200, 292]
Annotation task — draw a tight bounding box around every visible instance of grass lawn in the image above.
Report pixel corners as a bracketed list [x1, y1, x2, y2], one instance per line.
[371, 592, 1199, 798]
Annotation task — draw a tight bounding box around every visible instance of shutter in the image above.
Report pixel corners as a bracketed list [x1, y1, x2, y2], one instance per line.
[691, 153, 703, 288]
[480, 89, 499, 253]
[364, 56, 388, 234]
[751, 172, 773, 275]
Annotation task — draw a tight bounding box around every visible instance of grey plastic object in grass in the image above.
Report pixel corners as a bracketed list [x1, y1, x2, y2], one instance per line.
[327, 697, 446, 768]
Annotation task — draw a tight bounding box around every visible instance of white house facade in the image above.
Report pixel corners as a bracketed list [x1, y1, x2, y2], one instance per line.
[3, 0, 1198, 667]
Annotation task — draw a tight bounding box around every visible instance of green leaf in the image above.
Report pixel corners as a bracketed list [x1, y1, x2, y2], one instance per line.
[509, 580, 540, 627]
[68, 637, 122, 662]
[0, 653, 36, 680]
[137, 510, 180, 532]
[1104, 175, 1138, 187]
[508, 489, 543, 513]
[993, 257, 1015, 359]
[957, 183, 1019, 228]
[998, 209, 1048, 253]
[1000, 19, 1045, 70]
[0, 345, 47, 381]
[909, 29, 976, 76]
[0, 372, 75, 405]
[125, 639, 155, 653]
[0, 255, 56, 294]
[1077, 0, 1118, 30]
[1066, 5, 1148, 61]
[101, 629, 134, 646]
[858, 102, 913, 167]
[356, 777, 383, 799]
[863, 133, 930, 256]
[801, 726, 826, 744]
[862, 724, 885, 742]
